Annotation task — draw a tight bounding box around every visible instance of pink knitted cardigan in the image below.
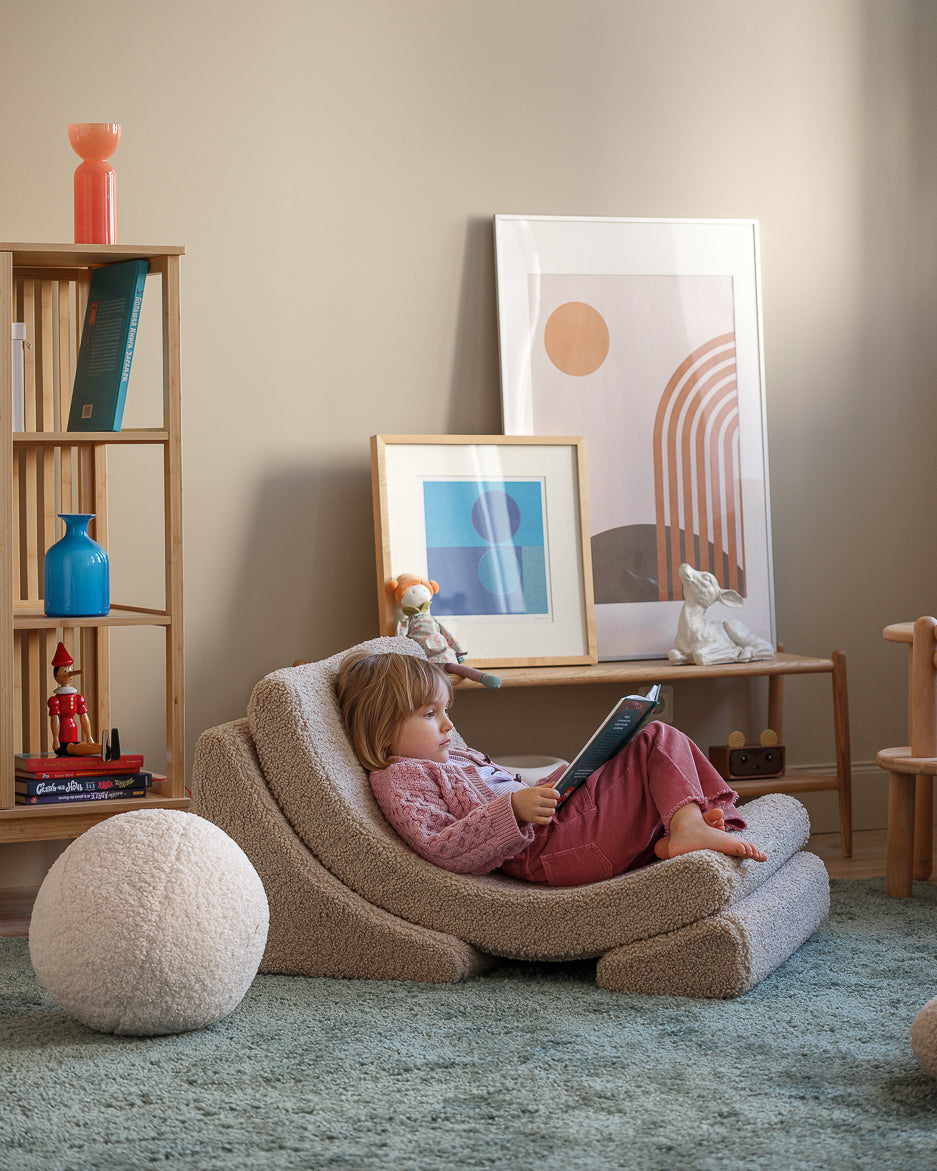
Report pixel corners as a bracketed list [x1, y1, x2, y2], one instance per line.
[369, 746, 535, 874]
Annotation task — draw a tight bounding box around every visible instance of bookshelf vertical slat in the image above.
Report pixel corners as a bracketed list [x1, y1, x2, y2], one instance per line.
[38, 283, 56, 646]
[161, 254, 184, 797]
[73, 446, 99, 736]
[14, 632, 24, 751]
[22, 284, 39, 606]
[21, 280, 44, 756]
[26, 630, 43, 751]
[76, 626, 102, 747]
[38, 282, 55, 428]
[58, 283, 75, 513]
[12, 446, 21, 609]
[57, 280, 71, 429]
[20, 281, 35, 432]
[0, 252, 13, 809]
[92, 442, 109, 739]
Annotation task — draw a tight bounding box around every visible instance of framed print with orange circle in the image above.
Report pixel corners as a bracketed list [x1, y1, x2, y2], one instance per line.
[495, 215, 775, 662]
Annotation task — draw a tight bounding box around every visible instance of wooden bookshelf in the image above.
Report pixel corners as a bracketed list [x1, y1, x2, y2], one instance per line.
[0, 243, 188, 843]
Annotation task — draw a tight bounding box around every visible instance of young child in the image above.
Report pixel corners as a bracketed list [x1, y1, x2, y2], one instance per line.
[336, 650, 767, 887]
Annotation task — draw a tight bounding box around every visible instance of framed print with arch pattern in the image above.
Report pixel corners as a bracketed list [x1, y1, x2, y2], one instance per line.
[371, 435, 597, 667]
[494, 215, 776, 661]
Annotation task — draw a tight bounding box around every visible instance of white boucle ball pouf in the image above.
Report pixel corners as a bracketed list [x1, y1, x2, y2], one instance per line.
[28, 809, 268, 1036]
[911, 995, 937, 1078]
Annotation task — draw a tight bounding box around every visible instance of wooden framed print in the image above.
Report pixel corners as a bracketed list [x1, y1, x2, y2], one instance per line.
[495, 214, 776, 661]
[371, 434, 597, 667]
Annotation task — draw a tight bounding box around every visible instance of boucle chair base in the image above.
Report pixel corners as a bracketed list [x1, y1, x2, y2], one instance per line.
[597, 850, 830, 998]
[192, 720, 493, 983]
[191, 636, 830, 997]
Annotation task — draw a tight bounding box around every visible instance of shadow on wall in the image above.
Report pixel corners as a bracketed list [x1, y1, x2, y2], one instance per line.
[190, 461, 380, 735]
[447, 217, 503, 436]
[190, 221, 508, 744]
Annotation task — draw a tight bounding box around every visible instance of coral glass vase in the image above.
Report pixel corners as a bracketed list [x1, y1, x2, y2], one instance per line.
[44, 514, 110, 617]
[68, 123, 120, 244]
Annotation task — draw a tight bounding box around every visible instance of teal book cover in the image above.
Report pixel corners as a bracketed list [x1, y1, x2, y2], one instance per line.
[67, 258, 149, 431]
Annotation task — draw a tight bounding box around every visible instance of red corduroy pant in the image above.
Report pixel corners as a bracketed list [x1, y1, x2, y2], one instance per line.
[500, 721, 744, 887]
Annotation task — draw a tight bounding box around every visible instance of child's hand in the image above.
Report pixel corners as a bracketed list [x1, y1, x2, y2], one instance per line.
[511, 784, 559, 826]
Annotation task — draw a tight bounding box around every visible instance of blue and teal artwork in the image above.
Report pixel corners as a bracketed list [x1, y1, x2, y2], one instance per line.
[422, 479, 550, 616]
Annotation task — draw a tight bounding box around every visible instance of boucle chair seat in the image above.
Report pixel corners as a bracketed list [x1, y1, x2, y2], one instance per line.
[191, 636, 830, 997]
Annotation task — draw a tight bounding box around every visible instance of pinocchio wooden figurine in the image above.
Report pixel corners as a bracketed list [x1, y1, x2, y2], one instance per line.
[48, 642, 120, 759]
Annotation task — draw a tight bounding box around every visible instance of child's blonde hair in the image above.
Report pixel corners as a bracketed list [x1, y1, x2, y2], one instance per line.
[336, 650, 453, 772]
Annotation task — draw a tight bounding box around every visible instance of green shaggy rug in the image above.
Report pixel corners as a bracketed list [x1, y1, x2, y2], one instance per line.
[1, 878, 936, 1170]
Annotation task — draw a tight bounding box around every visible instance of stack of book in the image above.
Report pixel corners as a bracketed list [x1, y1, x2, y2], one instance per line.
[14, 752, 157, 806]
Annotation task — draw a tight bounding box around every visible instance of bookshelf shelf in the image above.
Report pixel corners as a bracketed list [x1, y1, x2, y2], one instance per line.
[0, 242, 187, 844]
[13, 429, 169, 446]
[13, 602, 172, 629]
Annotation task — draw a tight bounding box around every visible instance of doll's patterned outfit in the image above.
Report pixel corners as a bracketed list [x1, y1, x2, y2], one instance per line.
[369, 723, 745, 887]
[397, 612, 465, 664]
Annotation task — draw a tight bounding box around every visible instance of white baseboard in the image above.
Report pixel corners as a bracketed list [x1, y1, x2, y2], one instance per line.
[782, 759, 928, 835]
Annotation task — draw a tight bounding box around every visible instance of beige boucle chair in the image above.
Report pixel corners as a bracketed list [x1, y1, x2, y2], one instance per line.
[191, 636, 830, 997]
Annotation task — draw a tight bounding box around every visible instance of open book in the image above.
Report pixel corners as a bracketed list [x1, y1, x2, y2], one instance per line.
[552, 684, 662, 805]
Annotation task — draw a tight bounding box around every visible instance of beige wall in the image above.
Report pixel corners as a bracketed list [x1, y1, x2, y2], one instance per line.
[2, 0, 936, 885]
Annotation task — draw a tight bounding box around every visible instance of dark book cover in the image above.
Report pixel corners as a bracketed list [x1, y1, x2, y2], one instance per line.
[553, 685, 661, 803]
[15, 753, 145, 774]
[15, 787, 148, 806]
[67, 258, 149, 432]
[15, 772, 152, 797]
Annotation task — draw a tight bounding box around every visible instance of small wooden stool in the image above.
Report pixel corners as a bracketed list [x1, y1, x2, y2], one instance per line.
[876, 747, 937, 897]
[879, 617, 937, 896]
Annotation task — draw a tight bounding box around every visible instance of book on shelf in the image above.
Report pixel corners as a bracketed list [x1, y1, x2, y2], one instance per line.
[15, 752, 144, 775]
[13, 767, 143, 781]
[551, 685, 662, 805]
[66, 258, 149, 432]
[15, 772, 153, 797]
[15, 786, 149, 806]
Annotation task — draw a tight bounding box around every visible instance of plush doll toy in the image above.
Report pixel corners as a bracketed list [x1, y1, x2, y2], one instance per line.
[387, 574, 501, 689]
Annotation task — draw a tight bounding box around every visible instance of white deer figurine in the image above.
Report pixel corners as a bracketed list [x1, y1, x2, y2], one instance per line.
[668, 563, 775, 666]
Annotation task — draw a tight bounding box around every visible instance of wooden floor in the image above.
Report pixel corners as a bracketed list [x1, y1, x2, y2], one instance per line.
[0, 828, 932, 939]
[807, 827, 933, 881]
[1, 886, 39, 937]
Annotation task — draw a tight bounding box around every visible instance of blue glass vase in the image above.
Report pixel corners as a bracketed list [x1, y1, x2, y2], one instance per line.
[43, 513, 110, 617]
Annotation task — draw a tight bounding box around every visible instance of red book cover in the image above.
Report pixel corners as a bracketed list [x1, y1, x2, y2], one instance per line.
[14, 752, 144, 774]
[15, 767, 146, 781]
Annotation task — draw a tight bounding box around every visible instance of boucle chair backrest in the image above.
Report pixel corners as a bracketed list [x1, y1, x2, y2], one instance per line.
[246, 636, 796, 961]
[248, 637, 465, 867]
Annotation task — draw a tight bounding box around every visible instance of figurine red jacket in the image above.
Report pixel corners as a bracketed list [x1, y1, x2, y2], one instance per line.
[47, 687, 89, 746]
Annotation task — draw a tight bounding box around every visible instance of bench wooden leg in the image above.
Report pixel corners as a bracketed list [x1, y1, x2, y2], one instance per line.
[887, 771, 916, 897]
[832, 649, 852, 857]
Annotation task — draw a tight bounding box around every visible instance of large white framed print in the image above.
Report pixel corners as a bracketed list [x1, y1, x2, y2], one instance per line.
[371, 435, 597, 667]
[495, 215, 776, 661]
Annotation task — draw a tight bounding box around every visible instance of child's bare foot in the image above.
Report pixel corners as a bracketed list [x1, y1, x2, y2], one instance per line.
[653, 802, 767, 862]
[655, 806, 728, 856]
